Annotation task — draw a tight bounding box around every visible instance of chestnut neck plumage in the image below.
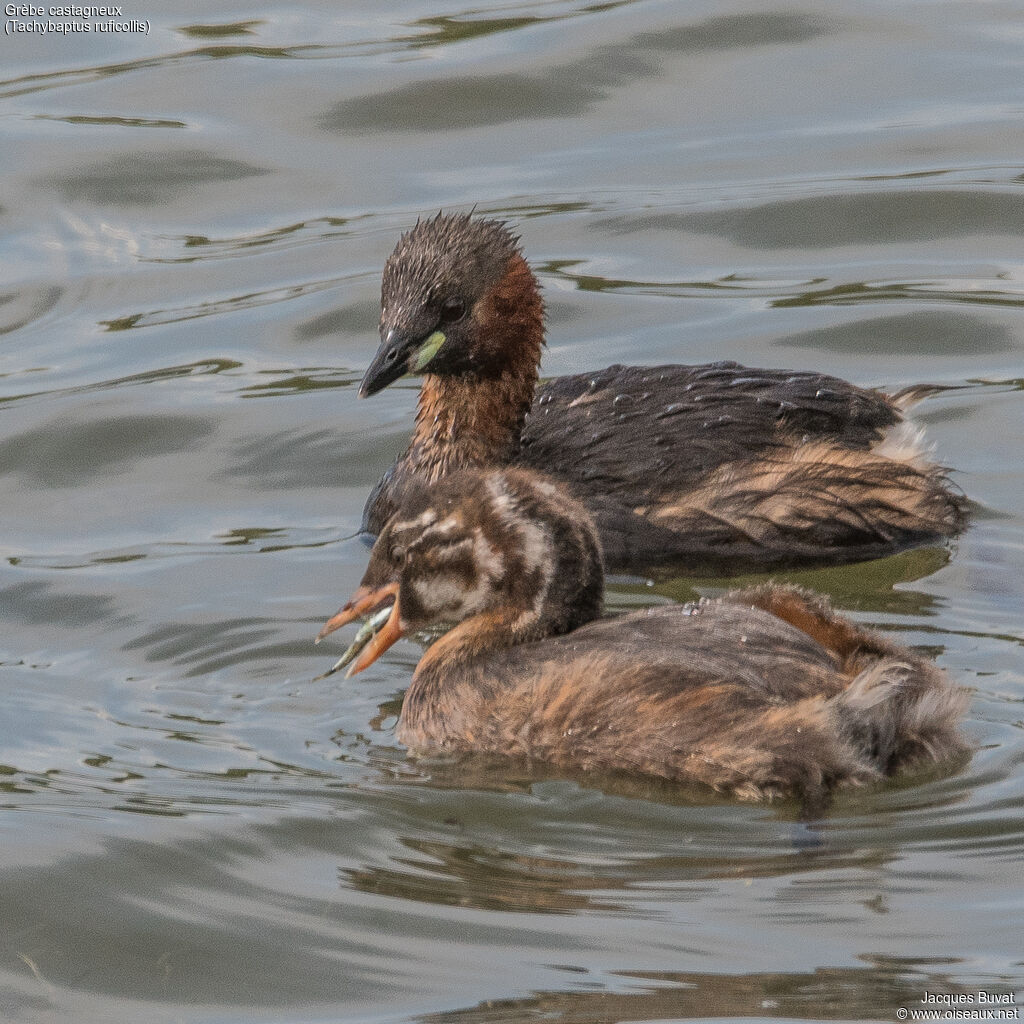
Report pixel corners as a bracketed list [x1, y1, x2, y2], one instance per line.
[404, 254, 544, 482]
[415, 607, 533, 673]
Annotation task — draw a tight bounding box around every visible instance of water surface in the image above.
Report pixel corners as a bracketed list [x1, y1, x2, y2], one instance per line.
[1, 1, 1022, 1021]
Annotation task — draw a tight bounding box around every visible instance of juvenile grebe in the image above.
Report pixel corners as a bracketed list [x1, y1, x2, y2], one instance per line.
[322, 467, 967, 802]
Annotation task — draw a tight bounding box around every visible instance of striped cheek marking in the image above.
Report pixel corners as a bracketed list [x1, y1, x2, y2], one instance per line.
[420, 514, 463, 541]
[515, 516, 550, 578]
[512, 516, 554, 631]
[471, 524, 506, 584]
[392, 508, 438, 533]
[486, 473, 552, 577]
[410, 531, 492, 618]
[411, 575, 479, 617]
[485, 473, 555, 629]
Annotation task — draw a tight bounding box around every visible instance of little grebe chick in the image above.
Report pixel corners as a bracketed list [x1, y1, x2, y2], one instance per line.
[322, 467, 968, 802]
[357, 213, 965, 574]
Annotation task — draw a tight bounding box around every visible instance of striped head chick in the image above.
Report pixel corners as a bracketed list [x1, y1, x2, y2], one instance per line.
[318, 468, 604, 676]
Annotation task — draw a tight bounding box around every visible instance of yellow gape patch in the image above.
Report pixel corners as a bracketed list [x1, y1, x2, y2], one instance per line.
[413, 330, 446, 371]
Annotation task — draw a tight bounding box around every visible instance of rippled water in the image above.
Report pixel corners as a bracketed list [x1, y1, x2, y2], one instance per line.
[2, 1, 1022, 1021]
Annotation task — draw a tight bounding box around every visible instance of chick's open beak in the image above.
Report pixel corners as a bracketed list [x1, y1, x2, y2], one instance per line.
[316, 581, 405, 678]
[317, 582, 395, 641]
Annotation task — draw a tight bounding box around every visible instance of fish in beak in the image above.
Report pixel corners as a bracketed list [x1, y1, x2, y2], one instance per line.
[315, 581, 403, 678]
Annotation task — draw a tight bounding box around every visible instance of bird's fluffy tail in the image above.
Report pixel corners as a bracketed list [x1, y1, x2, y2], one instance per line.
[831, 657, 969, 775]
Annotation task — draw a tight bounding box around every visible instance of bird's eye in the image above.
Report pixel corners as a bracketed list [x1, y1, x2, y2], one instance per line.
[390, 545, 405, 565]
[438, 298, 465, 325]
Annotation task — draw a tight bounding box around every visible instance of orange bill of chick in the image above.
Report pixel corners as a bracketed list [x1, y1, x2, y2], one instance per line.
[321, 466, 969, 804]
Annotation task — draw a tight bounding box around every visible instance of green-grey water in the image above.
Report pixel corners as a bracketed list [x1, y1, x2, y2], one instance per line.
[1, 2, 1022, 1022]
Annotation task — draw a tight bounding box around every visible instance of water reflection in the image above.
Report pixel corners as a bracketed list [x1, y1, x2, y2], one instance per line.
[0, 579, 123, 629]
[772, 279, 1024, 311]
[48, 150, 268, 207]
[611, 545, 954, 616]
[338, 803, 900, 917]
[0, 827, 394, 1006]
[236, 369, 359, 398]
[100, 277, 340, 331]
[777, 311, 1016, 356]
[177, 20, 262, 39]
[226, 425, 373, 489]
[0, 360, 242, 410]
[0, 283, 63, 336]
[602, 190, 1024, 248]
[321, 12, 834, 134]
[343, 835, 631, 915]
[418, 963, 983, 1024]
[0, 413, 214, 488]
[34, 114, 188, 129]
[123, 616, 301, 676]
[147, 216, 357, 264]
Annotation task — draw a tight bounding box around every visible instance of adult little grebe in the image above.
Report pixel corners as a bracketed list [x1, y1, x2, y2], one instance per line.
[321, 467, 968, 802]
[357, 213, 965, 573]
